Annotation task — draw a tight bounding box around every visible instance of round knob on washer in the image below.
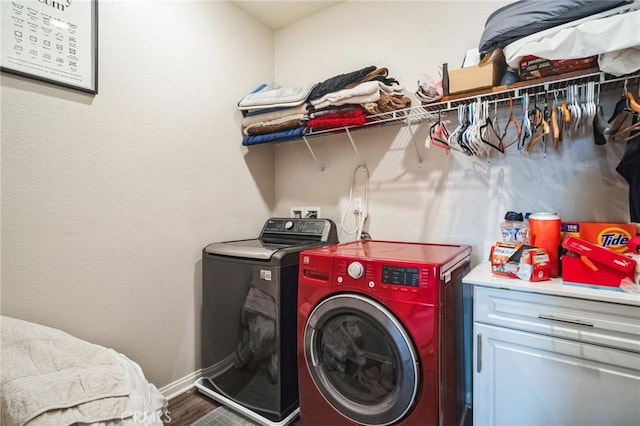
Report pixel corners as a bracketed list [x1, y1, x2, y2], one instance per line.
[347, 261, 364, 279]
[284, 221, 294, 230]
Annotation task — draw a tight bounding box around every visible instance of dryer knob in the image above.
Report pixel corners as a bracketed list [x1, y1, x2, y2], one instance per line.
[347, 261, 364, 279]
[284, 220, 294, 230]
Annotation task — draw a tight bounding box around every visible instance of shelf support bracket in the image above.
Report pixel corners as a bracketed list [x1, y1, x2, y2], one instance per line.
[345, 128, 365, 165]
[302, 136, 324, 173]
[405, 122, 423, 169]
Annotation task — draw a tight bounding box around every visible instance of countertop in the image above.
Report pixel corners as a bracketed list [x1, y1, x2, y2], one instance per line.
[464, 262, 640, 307]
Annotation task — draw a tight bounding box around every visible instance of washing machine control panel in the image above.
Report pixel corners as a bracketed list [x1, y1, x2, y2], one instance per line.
[381, 265, 420, 287]
[347, 261, 364, 279]
[261, 218, 337, 241]
[327, 258, 437, 303]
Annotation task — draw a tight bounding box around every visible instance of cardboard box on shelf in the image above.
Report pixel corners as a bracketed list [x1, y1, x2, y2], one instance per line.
[448, 49, 507, 95]
[561, 222, 637, 253]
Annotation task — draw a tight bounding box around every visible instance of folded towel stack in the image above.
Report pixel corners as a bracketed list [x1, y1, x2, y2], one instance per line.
[237, 66, 412, 146]
[238, 84, 314, 146]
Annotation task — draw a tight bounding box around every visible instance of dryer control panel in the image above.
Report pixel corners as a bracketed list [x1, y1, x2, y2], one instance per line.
[381, 265, 419, 286]
[334, 257, 436, 303]
[299, 240, 471, 305]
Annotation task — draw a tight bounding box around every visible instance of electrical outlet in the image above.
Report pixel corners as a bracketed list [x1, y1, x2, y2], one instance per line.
[290, 207, 321, 219]
[354, 198, 363, 213]
[304, 207, 321, 219]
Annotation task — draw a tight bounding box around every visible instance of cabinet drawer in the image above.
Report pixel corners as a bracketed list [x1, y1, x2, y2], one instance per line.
[474, 286, 640, 353]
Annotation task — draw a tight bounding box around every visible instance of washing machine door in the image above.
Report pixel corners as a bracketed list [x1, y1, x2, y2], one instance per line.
[303, 293, 420, 426]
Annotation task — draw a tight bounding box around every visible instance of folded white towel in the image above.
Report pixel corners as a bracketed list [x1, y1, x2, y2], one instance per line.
[238, 84, 315, 110]
[241, 103, 309, 127]
[1, 316, 132, 426]
[310, 81, 381, 109]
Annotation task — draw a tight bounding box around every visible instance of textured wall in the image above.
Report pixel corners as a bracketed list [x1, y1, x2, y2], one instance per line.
[1, 0, 275, 388]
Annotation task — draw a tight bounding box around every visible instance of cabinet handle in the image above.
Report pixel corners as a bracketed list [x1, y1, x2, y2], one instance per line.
[538, 314, 594, 327]
[476, 333, 482, 373]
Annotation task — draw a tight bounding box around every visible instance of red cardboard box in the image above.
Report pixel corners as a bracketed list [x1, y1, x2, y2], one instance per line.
[519, 55, 597, 81]
[561, 235, 636, 289]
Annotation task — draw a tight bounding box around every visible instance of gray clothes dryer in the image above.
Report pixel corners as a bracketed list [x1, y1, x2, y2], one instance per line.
[195, 218, 338, 426]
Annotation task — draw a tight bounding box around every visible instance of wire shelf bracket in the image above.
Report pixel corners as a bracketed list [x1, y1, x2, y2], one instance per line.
[302, 135, 324, 174]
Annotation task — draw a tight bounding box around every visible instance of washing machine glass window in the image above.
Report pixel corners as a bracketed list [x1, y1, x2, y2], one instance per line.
[304, 294, 419, 426]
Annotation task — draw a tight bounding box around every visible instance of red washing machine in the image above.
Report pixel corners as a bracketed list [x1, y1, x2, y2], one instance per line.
[297, 240, 472, 426]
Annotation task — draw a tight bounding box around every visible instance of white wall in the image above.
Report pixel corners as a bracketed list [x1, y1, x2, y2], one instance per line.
[273, 1, 631, 265]
[1, 0, 275, 388]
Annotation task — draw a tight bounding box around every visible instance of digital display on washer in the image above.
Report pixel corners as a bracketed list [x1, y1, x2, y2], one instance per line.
[382, 265, 419, 286]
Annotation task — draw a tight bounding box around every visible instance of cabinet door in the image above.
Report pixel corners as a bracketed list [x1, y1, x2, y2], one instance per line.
[474, 323, 640, 426]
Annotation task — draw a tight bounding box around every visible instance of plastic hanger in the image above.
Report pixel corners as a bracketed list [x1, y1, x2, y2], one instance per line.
[498, 96, 521, 149]
[593, 83, 612, 145]
[429, 110, 452, 152]
[478, 101, 506, 153]
[626, 91, 640, 113]
[519, 93, 532, 150]
[551, 92, 560, 147]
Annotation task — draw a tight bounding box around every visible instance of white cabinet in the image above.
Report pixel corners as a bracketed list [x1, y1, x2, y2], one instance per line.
[466, 266, 640, 426]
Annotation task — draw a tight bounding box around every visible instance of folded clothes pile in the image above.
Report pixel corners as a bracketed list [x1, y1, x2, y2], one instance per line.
[237, 66, 412, 146]
[238, 83, 314, 146]
[308, 66, 411, 128]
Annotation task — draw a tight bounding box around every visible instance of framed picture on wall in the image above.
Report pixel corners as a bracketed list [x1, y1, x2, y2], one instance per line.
[1, 0, 98, 94]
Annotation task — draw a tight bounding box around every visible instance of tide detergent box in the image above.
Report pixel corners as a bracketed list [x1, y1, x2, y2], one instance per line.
[561, 222, 636, 253]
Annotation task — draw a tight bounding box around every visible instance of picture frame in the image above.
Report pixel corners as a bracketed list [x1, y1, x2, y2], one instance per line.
[1, 0, 98, 94]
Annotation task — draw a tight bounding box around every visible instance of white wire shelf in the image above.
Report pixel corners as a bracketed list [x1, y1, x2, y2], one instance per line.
[250, 69, 640, 172]
[421, 70, 640, 113]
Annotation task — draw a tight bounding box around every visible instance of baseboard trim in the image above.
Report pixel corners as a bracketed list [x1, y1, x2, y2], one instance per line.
[159, 369, 202, 400]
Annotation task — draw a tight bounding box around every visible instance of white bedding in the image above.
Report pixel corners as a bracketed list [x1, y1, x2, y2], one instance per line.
[0, 316, 166, 426]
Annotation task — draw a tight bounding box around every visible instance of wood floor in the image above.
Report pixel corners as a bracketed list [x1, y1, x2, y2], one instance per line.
[165, 388, 218, 425]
